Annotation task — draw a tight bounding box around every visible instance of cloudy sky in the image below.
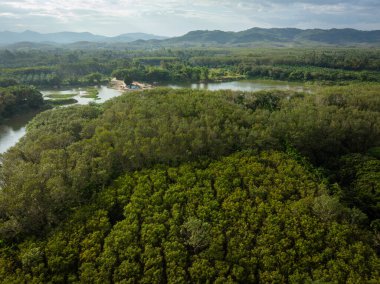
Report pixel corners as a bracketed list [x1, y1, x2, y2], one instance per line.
[0, 0, 379, 36]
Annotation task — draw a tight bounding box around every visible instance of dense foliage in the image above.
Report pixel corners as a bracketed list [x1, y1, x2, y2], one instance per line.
[1, 42, 380, 283]
[0, 84, 379, 282]
[0, 151, 378, 283]
[1, 47, 380, 87]
[0, 85, 44, 121]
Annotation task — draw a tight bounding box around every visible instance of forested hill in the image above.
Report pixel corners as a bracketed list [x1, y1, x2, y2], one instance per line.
[167, 28, 380, 46]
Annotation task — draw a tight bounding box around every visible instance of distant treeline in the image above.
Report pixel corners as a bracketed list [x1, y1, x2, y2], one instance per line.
[0, 48, 380, 87]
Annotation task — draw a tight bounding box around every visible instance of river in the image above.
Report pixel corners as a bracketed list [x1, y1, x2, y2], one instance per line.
[0, 80, 307, 154]
[166, 80, 307, 92]
[0, 110, 42, 154]
[0, 85, 122, 155]
[41, 85, 123, 105]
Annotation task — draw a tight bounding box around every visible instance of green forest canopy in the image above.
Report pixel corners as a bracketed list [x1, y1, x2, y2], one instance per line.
[1, 47, 380, 87]
[0, 83, 379, 282]
[0, 85, 44, 121]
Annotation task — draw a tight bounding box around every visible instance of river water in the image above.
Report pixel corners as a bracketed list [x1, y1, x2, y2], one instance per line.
[0, 85, 122, 155]
[0, 110, 41, 154]
[166, 80, 307, 92]
[41, 85, 123, 105]
[0, 81, 306, 154]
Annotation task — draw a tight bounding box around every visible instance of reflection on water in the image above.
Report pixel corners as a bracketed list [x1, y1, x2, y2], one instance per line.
[1, 85, 123, 154]
[41, 85, 123, 105]
[166, 80, 307, 92]
[0, 110, 41, 154]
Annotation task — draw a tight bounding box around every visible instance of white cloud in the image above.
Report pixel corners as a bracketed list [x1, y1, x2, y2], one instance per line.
[301, 3, 348, 14]
[0, 0, 379, 35]
[0, 12, 19, 18]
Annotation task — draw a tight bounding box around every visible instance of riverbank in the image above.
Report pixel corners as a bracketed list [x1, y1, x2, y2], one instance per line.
[109, 78, 153, 91]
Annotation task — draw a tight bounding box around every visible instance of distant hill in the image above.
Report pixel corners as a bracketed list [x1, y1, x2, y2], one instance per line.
[166, 28, 380, 46]
[0, 31, 168, 45]
[1, 28, 379, 49]
[109, 33, 167, 42]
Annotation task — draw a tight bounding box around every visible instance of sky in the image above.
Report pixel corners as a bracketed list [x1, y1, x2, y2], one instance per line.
[0, 0, 379, 36]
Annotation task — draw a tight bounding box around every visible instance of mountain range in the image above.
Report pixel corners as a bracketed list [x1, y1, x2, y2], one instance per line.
[168, 28, 380, 45]
[0, 28, 379, 48]
[0, 30, 167, 45]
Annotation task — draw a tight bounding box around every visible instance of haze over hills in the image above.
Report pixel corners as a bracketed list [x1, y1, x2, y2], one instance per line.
[0, 30, 168, 45]
[168, 28, 380, 45]
[0, 28, 379, 48]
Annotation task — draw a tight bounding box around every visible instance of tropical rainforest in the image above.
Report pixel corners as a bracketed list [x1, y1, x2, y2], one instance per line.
[0, 46, 380, 283]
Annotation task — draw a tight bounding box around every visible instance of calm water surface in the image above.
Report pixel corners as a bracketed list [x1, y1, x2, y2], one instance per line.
[41, 85, 123, 105]
[0, 81, 307, 154]
[0, 86, 122, 154]
[166, 80, 307, 92]
[0, 110, 41, 154]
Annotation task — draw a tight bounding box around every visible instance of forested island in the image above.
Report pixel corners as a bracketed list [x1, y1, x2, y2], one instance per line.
[0, 85, 45, 122]
[0, 42, 379, 282]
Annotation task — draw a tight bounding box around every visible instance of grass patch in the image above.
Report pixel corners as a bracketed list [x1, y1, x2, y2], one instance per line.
[82, 87, 100, 99]
[45, 93, 77, 99]
[47, 98, 78, 106]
